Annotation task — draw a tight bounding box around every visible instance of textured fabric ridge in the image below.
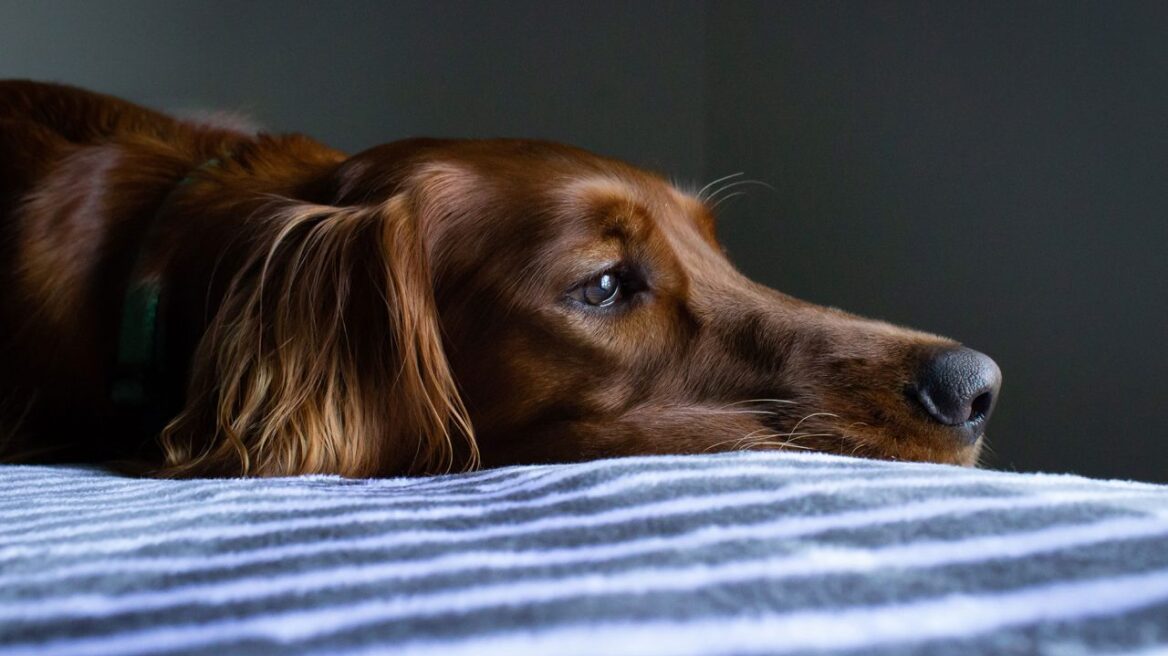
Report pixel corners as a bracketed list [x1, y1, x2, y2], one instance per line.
[1, 451, 1166, 655]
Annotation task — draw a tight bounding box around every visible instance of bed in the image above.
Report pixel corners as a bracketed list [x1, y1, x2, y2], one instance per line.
[1, 451, 1167, 655]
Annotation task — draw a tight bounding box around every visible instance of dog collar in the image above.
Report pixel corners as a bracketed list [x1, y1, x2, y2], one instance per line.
[110, 155, 225, 418]
[110, 276, 164, 406]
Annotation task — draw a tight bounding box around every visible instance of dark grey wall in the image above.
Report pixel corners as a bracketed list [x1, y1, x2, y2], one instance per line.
[706, 2, 1168, 482]
[0, 0, 705, 179]
[2, 2, 1164, 481]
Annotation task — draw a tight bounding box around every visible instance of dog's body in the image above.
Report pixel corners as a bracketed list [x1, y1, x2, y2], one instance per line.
[0, 81, 1001, 477]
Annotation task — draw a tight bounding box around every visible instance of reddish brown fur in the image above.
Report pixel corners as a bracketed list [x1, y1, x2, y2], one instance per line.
[0, 81, 991, 477]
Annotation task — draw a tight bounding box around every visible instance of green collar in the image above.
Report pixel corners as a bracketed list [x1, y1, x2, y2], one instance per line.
[110, 276, 164, 406]
[110, 155, 225, 414]
[178, 157, 222, 186]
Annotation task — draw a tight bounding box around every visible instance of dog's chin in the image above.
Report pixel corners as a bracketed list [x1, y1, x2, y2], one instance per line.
[748, 415, 985, 467]
[958, 435, 986, 467]
[850, 431, 985, 467]
[752, 401, 990, 462]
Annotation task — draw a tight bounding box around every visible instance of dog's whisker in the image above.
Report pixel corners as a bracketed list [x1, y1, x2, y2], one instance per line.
[723, 398, 800, 407]
[739, 426, 799, 451]
[779, 432, 838, 441]
[730, 431, 781, 451]
[707, 408, 780, 417]
[733, 428, 777, 451]
[704, 178, 759, 203]
[710, 191, 748, 212]
[784, 411, 840, 440]
[695, 171, 744, 201]
[752, 440, 815, 452]
[705, 179, 777, 205]
[701, 428, 767, 453]
[738, 428, 834, 450]
[702, 430, 765, 454]
[976, 437, 996, 468]
[736, 434, 816, 452]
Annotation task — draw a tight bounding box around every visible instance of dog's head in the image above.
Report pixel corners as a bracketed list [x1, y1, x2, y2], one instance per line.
[334, 139, 1000, 467]
[162, 138, 1000, 476]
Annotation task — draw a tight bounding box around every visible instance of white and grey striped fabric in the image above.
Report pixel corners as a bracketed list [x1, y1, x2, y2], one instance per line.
[2, 451, 1167, 655]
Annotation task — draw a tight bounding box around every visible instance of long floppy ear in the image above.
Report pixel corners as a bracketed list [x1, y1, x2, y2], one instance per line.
[157, 195, 476, 477]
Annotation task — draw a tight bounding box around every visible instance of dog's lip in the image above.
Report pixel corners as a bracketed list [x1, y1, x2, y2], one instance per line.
[964, 412, 988, 431]
[752, 401, 988, 460]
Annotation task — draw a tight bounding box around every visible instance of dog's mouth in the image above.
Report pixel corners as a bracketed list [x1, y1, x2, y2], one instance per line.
[726, 345, 1001, 467]
[751, 404, 985, 466]
[749, 406, 866, 457]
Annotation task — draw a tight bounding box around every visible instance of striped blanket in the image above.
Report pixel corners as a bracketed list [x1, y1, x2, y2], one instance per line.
[1, 451, 1167, 655]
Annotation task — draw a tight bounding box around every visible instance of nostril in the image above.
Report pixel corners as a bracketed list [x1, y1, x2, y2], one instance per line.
[969, 389, 994, 423]
[912, 346, 1002, 432]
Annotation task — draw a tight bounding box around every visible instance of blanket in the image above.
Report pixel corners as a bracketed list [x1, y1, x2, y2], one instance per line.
[1, 451, 1167, 655]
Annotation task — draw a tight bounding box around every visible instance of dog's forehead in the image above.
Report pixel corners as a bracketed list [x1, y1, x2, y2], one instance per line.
[409, 154, 724, 278]
[557, 175, 707, 234]
[556, 174, 744, 286]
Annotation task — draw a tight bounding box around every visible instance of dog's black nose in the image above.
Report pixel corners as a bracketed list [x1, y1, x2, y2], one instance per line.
[912, 347, 1001, 443]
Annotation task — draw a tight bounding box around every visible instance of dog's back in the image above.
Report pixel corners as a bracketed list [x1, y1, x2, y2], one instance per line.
[0, 82, 231, 461]
[0, 82, 352, 466]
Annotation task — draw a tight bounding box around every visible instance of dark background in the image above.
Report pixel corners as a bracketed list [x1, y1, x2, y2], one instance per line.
[2, 1, 1164, 482]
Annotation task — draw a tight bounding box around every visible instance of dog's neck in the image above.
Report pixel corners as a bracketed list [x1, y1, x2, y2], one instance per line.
[109, 154, 236, 434]
[100, 135, 345, 449]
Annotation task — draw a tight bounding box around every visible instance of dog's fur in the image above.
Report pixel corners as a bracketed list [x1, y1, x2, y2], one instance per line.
[0, 81, 998, 477]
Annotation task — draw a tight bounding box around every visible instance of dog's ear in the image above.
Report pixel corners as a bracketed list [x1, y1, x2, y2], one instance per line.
[157, 195, 476, 477]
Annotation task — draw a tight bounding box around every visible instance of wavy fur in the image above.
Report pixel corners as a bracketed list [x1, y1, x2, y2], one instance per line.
[157, 196, 476, 477]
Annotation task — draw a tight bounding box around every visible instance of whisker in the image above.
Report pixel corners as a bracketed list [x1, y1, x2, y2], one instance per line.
[710, 191, 747, 211]
[703, 429, 765, 454]
[707, 407, 780, 417]
[779, 432, 839, 441]
[731, 428, 776, 451]
[976, 438, 996, 468]
[723, 398, 800, 407]
[748, 439, 815, 452]
[699, 402, 848, 457]
[705, 179, 778, 205]
[739, 428, 836, 450]
[737, 433, 817, 452]
[784, 411, 840, 440]
[695, 172, 744, 201]
[701, 428, 766, 453]
[713, 400, 800, 419]
[731, 432, 784, 450]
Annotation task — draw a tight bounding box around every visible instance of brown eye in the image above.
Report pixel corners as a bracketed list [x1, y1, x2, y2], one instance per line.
[569, 266, 646, 310]
[583, 272, 621, 307]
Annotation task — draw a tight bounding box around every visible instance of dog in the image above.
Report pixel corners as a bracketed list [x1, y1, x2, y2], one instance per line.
[0, 80, 1001, 477]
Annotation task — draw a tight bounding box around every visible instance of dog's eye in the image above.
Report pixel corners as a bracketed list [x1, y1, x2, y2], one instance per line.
[568, 266, 645, 310]
[582, 271, 622, 307]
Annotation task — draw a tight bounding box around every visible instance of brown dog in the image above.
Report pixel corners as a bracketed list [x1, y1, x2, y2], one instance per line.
[0, 80, 1001, 477]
